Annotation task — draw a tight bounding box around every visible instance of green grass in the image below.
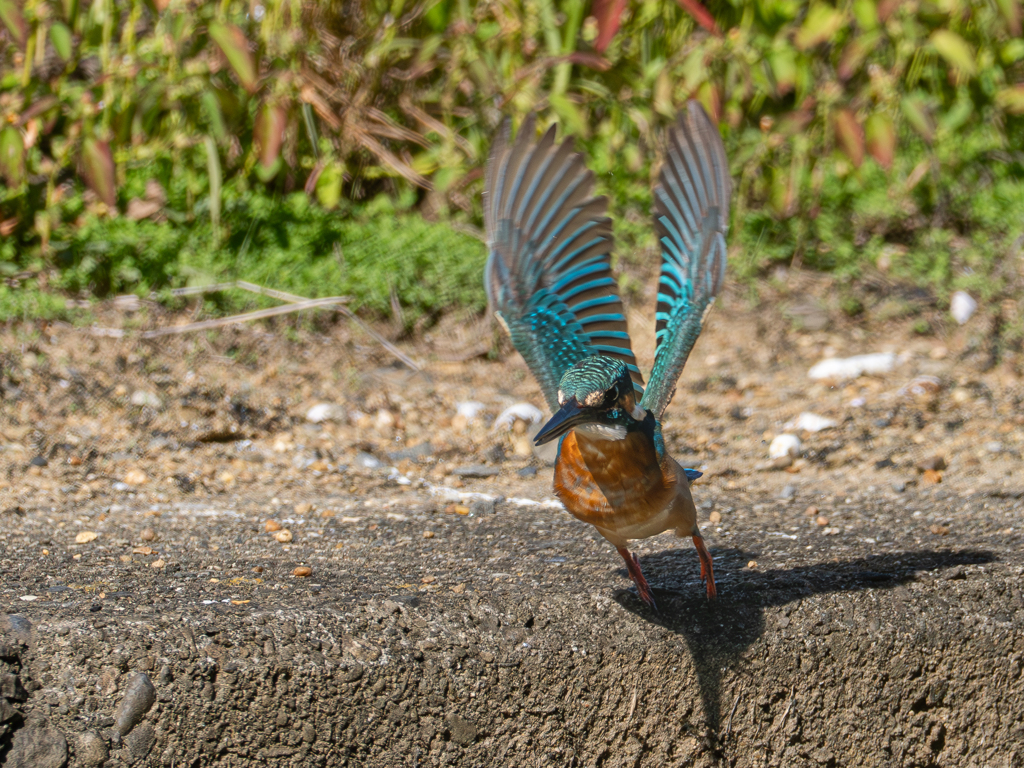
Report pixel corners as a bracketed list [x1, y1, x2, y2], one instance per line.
[4, 123, 1023, 326]
[17, 186, 487, 328]
[0, 285, 75, 322]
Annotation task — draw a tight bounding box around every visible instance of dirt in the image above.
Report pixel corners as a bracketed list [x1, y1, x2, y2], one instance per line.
[1, 277, 1024, 767]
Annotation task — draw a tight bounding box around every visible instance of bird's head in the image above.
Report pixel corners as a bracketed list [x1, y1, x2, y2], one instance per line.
[533, 356, 647, 445]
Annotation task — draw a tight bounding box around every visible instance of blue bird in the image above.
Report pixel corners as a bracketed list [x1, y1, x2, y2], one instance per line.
[484, 102, 730, 608]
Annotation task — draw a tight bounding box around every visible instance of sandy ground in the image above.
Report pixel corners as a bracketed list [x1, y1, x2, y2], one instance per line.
[1, 275, 1023, 766]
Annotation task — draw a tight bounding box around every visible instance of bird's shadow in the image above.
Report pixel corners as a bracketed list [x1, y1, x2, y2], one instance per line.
[612, 546, 994, 740]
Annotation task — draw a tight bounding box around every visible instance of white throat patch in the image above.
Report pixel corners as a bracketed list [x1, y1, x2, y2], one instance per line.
[577, 423, 628, 441]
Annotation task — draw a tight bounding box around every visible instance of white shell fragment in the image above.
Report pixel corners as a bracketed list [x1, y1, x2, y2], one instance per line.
[456, 401, 487, 421]
[950, 291, 977, 325]
[305, 403, 345, 423]
[785, 412, 837, 432]
[769, 434, 802, 459]
[808, 353, 895, 381]
[493, 403, 545, 431]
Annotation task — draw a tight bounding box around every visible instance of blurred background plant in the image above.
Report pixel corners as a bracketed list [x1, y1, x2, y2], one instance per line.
[2, 0, 1023, 323]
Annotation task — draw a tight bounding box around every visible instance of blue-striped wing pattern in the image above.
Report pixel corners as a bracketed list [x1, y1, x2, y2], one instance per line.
[484, 118, 643, 411]
[640, 102, 730, 419]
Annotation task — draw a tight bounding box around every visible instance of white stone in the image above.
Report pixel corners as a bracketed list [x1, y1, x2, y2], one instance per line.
[455, 401, 487, 421]
[808, 353, 895, 381]
[130, 390, 162, 409]
[769, 434, 802, 459]
[785, 412, 837, 432]
[493, 403, 544, 431]
[950, 291, 977, 325]
[305, 403, 344, 423]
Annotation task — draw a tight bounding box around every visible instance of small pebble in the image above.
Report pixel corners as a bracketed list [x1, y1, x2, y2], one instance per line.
[747, 560, 758, 569]
[114, 673, 156, 736]
[293, 566, 312, 578]
[294, 502, 314, 515]
[708, 510, 722, 524]
[124, 469, 148, 486]
[354, 452, 382, 469]
[922, 469, 943, 484]
[139, 528, 156, 542]
[75, 731, 108, 768]
[950, 290, 977, 324]
[265, 520, 282, 532]
[815, 516, 829, 526]
[804, 505, 818, 517]
[423, 531, 435, 539]
[780, 484, 797, 500]
[930, 524, 950, 535]
[75, 531, 98, 544]
[274, 529, 293, 543]
[916, 455, 947, 472]
[452, 464, 500, 479]
[421, 575, 436, 584]
[150, 559, 165, 568]
[470, 499, 497, 515]
[769, 434, 801, 460]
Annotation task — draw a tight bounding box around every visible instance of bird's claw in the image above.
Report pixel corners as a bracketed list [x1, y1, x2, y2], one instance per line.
[619, 548, 658, 611]
[692, 534, 717, 600]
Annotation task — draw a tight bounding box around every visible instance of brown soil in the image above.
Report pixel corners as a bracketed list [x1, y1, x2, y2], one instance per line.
[1, 278, 1023, 767]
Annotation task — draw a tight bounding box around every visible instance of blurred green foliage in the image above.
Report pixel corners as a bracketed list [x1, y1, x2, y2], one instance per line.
[2, 0, 1024, 320]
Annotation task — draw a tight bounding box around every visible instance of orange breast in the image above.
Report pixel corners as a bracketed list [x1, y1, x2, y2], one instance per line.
[552, 429, 676, 531]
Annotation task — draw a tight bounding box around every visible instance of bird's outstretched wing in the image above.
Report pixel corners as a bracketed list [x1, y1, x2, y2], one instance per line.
[640, 102, 730, 419]
[484, 117, 643, 411]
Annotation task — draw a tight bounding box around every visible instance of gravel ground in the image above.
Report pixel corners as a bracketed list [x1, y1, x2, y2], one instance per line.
[1, 282, 1023, 767]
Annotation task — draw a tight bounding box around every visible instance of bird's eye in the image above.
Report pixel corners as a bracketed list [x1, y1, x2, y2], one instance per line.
[609, 408, 620, 419]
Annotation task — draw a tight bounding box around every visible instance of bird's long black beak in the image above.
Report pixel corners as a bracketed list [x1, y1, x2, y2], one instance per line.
[533, 399, 586, 446]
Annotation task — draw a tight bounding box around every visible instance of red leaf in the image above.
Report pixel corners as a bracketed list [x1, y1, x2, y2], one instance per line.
[877, 0, 900, 21]
[833, 109, 864, 168]
[257, 103, 288, 171]
[568, 51, 612, 71]
[865, 113, 896, 170]
[673, 0, 721, 36]
[996, 0, 1022, 36]
[0, 126, 24, 185]
[209, 22, 258, 93]
[591, 0, 627, 53]
[838, 34, 879, 81]
[776, 109, 814, 136]
[81, 138, 117, 207]
[0, 0, 28, 48]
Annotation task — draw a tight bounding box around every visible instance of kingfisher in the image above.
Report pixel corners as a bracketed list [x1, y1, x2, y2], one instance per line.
[484, 102, 730, 608]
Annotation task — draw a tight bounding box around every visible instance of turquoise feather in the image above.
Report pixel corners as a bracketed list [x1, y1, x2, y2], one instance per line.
[485, 104, 728, 416]
[484, 117, 644, 412]
[640, 102, 731, 418]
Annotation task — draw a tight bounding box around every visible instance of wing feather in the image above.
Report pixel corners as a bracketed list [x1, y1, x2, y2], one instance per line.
[484, 119, 643, 410]
[640, 101, 731, 418]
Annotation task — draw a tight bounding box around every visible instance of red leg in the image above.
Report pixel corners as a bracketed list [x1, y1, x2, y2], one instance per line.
[617, 547, 658, 610]
[692, 534, 717, 599]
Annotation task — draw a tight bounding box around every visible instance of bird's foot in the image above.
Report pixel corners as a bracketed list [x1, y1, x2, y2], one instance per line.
[692, 534, 717, 600]
[618, 547, 658, 610]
